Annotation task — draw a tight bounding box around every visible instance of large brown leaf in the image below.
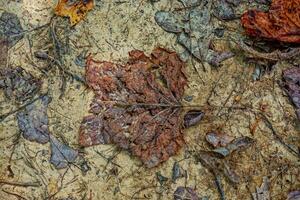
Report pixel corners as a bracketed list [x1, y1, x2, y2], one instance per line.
[79, 47, 188, 168]
[241, 0, 300, 43]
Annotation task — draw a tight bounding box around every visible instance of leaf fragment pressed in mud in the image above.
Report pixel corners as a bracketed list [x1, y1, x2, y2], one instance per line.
[55, 0, 94, 26]
[282, 67, 300, 121]
[241, 0, 300, 43]
[0, 38, 8, 66]
[206, 131, 234, 148]
[0, 67, 42, 103]
[173, 186, 200, 200]
[50, 135, 78, 169]
[183, 110, 204, 128]
[252, 177, 270, 200]
[0, 11, 24, 46]
[155, 1, 235, 67]
[213, 136, 255, 157]
[17, 95, 51, 144]
[79, 47, 191, 168]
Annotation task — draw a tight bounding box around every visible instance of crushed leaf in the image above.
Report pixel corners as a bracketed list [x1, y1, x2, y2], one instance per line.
[0, 67, 42, 104]
[79, 47, 190, 168]
[55, 0, 94, 26]
[50, 135, 78, 169]
[0, 11, 24, 46]
[17, 95, 51, 144]
[241, 0, 300, 43]
[206, 131, 234, 148]
[183, 110, 204, 128]
[173, 186, 200, 200]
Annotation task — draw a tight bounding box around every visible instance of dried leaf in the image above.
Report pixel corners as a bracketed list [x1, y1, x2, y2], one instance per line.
[196, 150, 240, 184]
[156, 172, 168, 185]
[0, 67, 42, 103]
[174, 186, 200, 200]
[79, 47, 188, 168]
[282, 67, 300, 120]
[252, 177, 270, 200]
[17, 95, 50, 144]
[55, 0, 94, 26]
[0, 11, 24, 46]
[183, 110, 204, 128]
[206, 131, 234, 148]
[50, 135, 78, 169]
[241, 0, 300, 43]
[214, 0, 235, 20]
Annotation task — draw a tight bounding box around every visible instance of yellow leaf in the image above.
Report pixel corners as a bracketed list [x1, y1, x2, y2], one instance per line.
[54, 0, 94, 26]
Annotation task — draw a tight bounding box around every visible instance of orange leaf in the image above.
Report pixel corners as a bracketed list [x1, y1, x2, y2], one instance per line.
[241, 0, 300, 43]
[54, 0, 94, 26]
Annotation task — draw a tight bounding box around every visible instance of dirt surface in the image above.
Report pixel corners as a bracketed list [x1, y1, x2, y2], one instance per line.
[0, 1, 299, 200]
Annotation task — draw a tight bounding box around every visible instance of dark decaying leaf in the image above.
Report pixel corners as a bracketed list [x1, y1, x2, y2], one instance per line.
[17, 95, 50, 144]
[252, 177, 270, 200]
[155, 1, 234, 67]
[288, 191, 300, 200]
[213, 136, 255, 157]
[50, 135, 78, 169]
[214, 0, 235, 20]
[282, 67, 300, 121]
[183, 110, 204, 128]
[154, 11, 184, 33]
[241, 0, 300, 43]
[172, 161, 181, 182]
[0, 67, 42, 103]
[0, 11, 24, 46]
[206, 131, 234, 148]
[196, 150, 240, 184]
[79, 47, 188, 168]
[173, 186, 200, 200]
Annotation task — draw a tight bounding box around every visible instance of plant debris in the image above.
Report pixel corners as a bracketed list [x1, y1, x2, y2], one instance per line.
[241, 0, 300, 43]
[155, 1, 234, 67]
[55, 0, 94, 26]
[206, 131, 234, 148]
[0, 11, 24, 46]
[17, 95, 50, 144]
[50, 135, 79, 169]
[282, 66, 300, 120]
[252, 177, 270, 200]
[79, 47, 190, 168]
[183, 110, 204, 128]
[173, 186, 200, 200]
[212, 136, 255, 157]
[0, 67, 42, 104]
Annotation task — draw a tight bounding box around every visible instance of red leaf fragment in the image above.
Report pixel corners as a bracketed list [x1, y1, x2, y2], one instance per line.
[79, 47, 188, 168]
[241, 0, 300, 43]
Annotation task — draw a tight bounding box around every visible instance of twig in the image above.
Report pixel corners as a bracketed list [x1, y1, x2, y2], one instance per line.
[215, 175, 226, 200]
[0, 180, 41, 187]
[259, 112, 300, 158]
[2, 189, 28, 200]
[239, 41, 300, 61]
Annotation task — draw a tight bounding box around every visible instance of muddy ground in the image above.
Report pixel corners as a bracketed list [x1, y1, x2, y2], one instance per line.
[0, 0, 299, 200]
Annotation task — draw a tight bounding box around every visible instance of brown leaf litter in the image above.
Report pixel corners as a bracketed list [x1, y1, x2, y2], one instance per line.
[241, 0, 300, 43]
[79, 47, 191, 168]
